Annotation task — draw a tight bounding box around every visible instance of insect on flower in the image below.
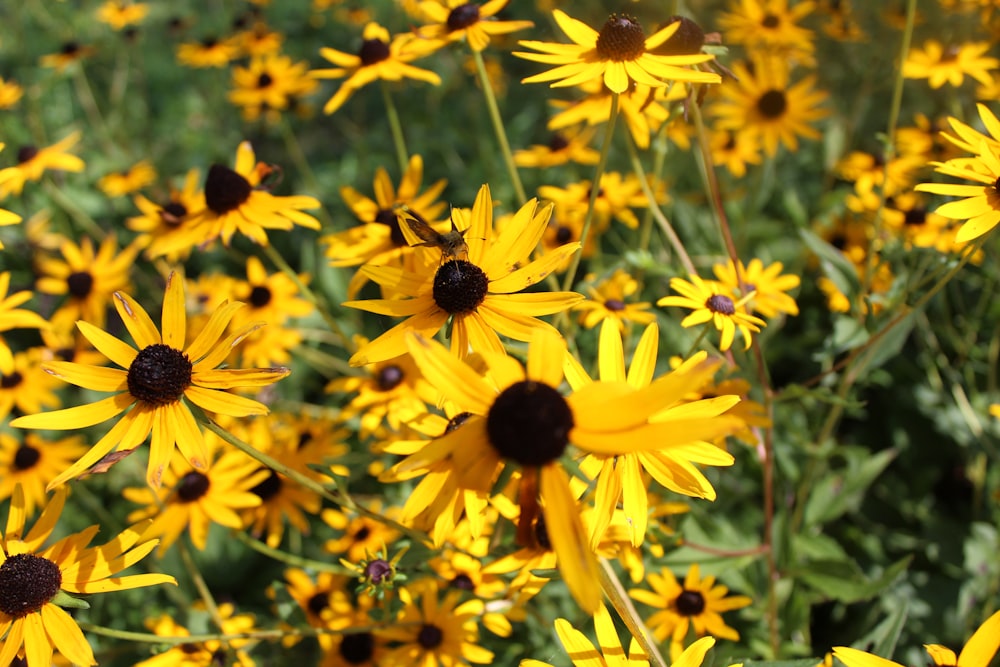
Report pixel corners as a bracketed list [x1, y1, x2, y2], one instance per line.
[401, 209, 470, 262]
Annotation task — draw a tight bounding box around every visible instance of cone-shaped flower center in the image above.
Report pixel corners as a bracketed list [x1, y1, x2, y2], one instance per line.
[61, 41, 81, 55]
[904, 208, 927, 225]
[363, 558, 392, 584]
[127, 343, 193, 405]
[204, 164, 252, 214]
[67, 271, 94, 298]
[257, 73, 273, 88]
[375, 208, 409, 247]
[706, 294, 736, 315]
[451, 573, 475, 590]
[761, 13, 780, 28]
[13, 443, 41, 471]
[176, 471, 211, 501]
[0, 553, 62, 617]
[359, 38, 390, 65]
[757, 90, 788, 119]
[605, 298, 626, 311]
[17, 146, 39, 164]
[548, 133, 569, 152]
[307, 591, 330, 616]
[653, 16, 705, 56]
[375, 364, 404, 391]
[555, 225, 574, 244]
[486, 381, 574, 466]
[676, 589, 706, 615]
[0, 371, 22, 389]
[418, 623, 445, 649]
[432, 260, 488, 314]
[340, 632, 375, 663]
[447, 4, 480, 31]
[161, 201, 188, 225]
[250, 469, 282, 500]
[596, 14, 646, 61]
[249, 285, 272, 308]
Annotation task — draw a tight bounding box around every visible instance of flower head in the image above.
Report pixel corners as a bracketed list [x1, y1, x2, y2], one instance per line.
[659, 274, 766, 351]
[0, 132, 85, 198]
[417, 0, 533, 53]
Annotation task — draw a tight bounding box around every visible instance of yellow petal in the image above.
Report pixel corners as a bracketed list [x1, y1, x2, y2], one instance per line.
[553, 618, 604, 667]
[184, 385, 270, 417]
[24, 611, 54, 667]
[185, 300, 245, 363]
[161, 272, 186, 350]
[406, 332, 496, 414]
[833, 647, 905, 667]
[76, 320, 137, 369]
[527, 327, 566, 388]
[43, 361, 128, 392]
[113, 290, 161, 348]
[598, 318, 626, 383]
[957, 610, 1000, 667]
[541, 464, 601, 614]
[41, 603, 96, 666]
[11, 393, 133, 431]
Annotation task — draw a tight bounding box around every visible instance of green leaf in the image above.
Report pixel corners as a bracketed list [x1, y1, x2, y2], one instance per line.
[799, 228, 862, 301]
[796, 556, 909, 603]
[804, 449, 898, 527]
[52, 590, 90, 610]
[852, 308, 916, 375]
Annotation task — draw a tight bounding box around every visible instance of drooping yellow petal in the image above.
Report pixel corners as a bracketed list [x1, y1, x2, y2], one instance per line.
[527, 327, 566, 388]
[0, 617, 24, 667]
[957, 610, 1000, 667]
[11, 393, 133, 431]
[552, 618, 603, 667]
[541, 464, 601, 614]
[5, 484, 27, 541]
[405, 332, 496, 414]
[184, 385, 270, 417]
[24, 611, 55, 667]
[41, 603, 96, 666]
[833, 647, 905, 667]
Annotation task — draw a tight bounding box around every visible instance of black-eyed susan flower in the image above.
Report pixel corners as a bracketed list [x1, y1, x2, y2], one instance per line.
[916, 104, 1000, 242]
[0, 433, 86, 516]
[176, 36, 240, 68]
[344, 184, 583, 365]
[516, 11, 719, 94]
[0, 77, 23, 109]
[539, 171, 663, 231]
[380, 578, 493, 667]
[312, 22, 441, 115]
[547, 79, 671, 151]
[155, 142, 321, 253]
[0, 132, 85, 198]
[522, 604, 718, 667]
[710, 128, 763, 178]
[10, 272, 291, 489]
[513, 126, 600, 168]
[128, 168, 204, 260]
[658, 274, 766, 351]
[398, 328, 741, 612]
[417, 0, 533, 53]
[0, 272, 48, 374]
[39, 42, 96, 71]
[123, 439, 267, 554]
[717, 0, 816, 64]
[229, 53, 318, 122]
[564, 320, 738, 548]
[35, 234, 141, 330]
[95, 1, 150, 30]
[834, 609, 1000, 667]
[0, 350, 62, 422]
[231, 21, 284, 57]
[97, 160, 157, 197]
[883, 192, 960, 252]
[323, 501, 400, 563]
[0, 485, 175, 667]
[629, 563, 752, 659]
[711, 56, 828, 157]
[712, 258, 800, 319]
[573, 268, 657, 330]
[136, 603, 257, 667]
[903, 40, 998, 89]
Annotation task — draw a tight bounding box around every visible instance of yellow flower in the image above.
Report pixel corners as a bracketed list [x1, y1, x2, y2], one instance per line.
[717, 0, 816, 64]
[417, 0, 533, 53]
[176, 36, 240, 68]
[344, 184, 583, 365]
[127, 168, 204, 260]
[712, 258, 800, 319]
[516, 11, 718, 94]
[0, 350, 62, 423]
[834, 609, 1000, 667]
[658, 274, 766, 351]
[10, 272, 291, 489]
[135, 603, 257, 667]
[95, 1, 150, 30]
[903, 40, 999, 89]
[0, 272, 49, 374]
[0, 485, 175, 667]
[229, 53, 318, 122]
[513, 126, 600, 168]
[97, 160, 157, 197]
[573, 268, 657, 330]
[39, 42, 96, 71]
[0, 132, 85, 198]
[0, 434, 87, 516]
[312, 22, 441, 115]
[0, 77, 24, 109]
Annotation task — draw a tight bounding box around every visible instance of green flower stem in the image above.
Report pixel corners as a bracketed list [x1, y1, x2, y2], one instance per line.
[864, 0, 917, 299]
[231, 530, 355, 574]
[471, 48, 527, 206]
[72, 66, 117, 156]
[78, 620, 404, 645]
[599, 557, 668, 667]
[625, 131, 696, 276]
[560, 92, 620, 294]
[690, 104, 740, 268]
[43, 179, 103, 239]
[177, 539, 225, 632]
[261, 243, 351, 352]
[381, 80, 410, 176]
[204, 419, 432, 549]
[637, 123, 671, 260]
[278, 117, 334, 230]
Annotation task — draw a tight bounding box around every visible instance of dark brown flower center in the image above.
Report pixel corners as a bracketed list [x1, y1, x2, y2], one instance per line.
[0, 370, 22, 389]
[249, 285, 272, 308]
[257, 72, 273, 88]
[127, 343, 193, 405]
[676, 589, 706, 615]
[17, 146, 38, 163]
[250, 469, 282, 500]
[904, 207, 927, 226]
[0, 553, 62, 617]
[596, 14, 646, 61]
[706, 294, 736, 315]
[363, 558, 392, 584]
[432, 260, 488, 315]
[60, 41, 81, 55]
[534, 514, 552, 551]
[761, 13, 780, 28]
[204, 164, 252, 214]
[67, 271, 94, 298]
[176, 471, 211, 501]
[447, 4, 480, 32]
[653, 16, 705, 56]
[375, 364, 404, 391]
[161, 201, 188, 225]
[555, 225, 574, 244]
[548, 133, 569, 152]
[375, 207, 408, 247]
[486, 380, 573, 466]
[604, 298, 626, 311]
[418, 623, 444, 649]
[359, 37, 390, 65]
[307, 591, 330, 616]
[354, 526, 371, 542]
[757, 90, 787, 119]
[13, 443, 41, 471]
[340, 632, 375, 664]
[451, 573, 475, 590]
